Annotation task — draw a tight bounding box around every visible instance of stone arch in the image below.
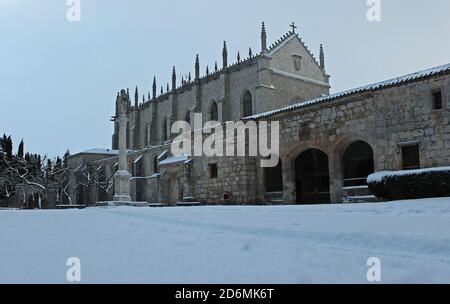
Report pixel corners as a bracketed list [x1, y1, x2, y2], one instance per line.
[280, 141, 331, 204]
[294, 148, 330, 204]
[241, 90, 253, 118]
[342, 141, 375, 187]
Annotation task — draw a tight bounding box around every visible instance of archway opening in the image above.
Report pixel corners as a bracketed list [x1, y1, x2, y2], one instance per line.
[343, 141, 374, 187]
[264, 159, 283, 192]
[295, 149, 330, 204]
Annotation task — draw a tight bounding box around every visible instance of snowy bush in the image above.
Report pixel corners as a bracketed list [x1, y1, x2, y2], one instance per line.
[367, 167, 450, 200]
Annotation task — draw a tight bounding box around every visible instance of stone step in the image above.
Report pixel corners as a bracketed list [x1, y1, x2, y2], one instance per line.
[344, 195, 379, 204]
[56, 204, 87, 209]
[342, 185, 372, 197]
[177, 202, 202, 207]
[264, 192, 284, 204]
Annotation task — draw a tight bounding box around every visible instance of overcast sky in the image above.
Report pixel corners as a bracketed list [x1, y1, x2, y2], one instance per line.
[0, 0, 449, 158]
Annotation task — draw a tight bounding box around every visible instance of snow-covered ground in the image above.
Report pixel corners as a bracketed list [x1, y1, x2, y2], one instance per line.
[1, 198, 450, 284]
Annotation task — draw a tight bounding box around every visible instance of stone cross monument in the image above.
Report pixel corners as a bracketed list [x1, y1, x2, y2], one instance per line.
[113, 89, 132, 202]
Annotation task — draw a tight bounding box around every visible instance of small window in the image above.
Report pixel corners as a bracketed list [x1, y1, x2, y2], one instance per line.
[402, 145, 420, 170]
[209, 164, 218, 179]
[432, 90, 443, 110]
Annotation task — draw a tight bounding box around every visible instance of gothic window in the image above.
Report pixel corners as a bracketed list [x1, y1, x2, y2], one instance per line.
[264, 158, 283, 192]
[402, 145, 420, 170]
[209, 101, 218, 121]
[162, 117, 168, 141]
[242, 91, 253, 118]
[343, 141, 375, 187]
[432, 89, 443, 110]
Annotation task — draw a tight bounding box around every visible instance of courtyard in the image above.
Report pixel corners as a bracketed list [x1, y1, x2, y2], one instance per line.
[1, 198, 450, 284]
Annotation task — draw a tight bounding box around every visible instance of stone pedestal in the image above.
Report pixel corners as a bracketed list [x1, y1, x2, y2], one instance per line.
[113, 89, 133, 203]
[113, 170, 132, 202]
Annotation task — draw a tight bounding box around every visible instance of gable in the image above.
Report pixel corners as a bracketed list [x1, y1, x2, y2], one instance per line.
[269, 35, 328, 84]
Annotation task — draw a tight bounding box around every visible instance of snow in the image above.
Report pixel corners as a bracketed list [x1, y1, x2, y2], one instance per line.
[81, 149, 119, 155]
[1, 198, 450, 283]
[133, 155, 143, 164]
[367, 167, 450, 183]
[156, 150, 168, 160]
[342, 185, 369, 190]
[159, 154, 189, 165]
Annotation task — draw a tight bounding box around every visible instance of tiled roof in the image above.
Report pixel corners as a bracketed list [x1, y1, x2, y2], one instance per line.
[246, 63, 450, 120]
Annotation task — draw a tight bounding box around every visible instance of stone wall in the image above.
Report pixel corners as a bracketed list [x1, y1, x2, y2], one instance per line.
[265, 73, 450, 203]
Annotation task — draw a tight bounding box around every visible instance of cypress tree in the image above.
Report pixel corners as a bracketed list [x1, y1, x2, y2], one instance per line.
[17, 140, 24, 158]
[63, 150, 70, 168]
[5, 136, 13, 158]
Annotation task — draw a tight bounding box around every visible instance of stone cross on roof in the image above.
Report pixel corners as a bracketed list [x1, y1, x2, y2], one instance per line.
[290, 22, 297, 33]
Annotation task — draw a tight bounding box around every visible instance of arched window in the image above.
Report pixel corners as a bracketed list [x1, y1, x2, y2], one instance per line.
[343, 141, 375, 187]
[242, 91, 253, 117]
[162, 117, 168, 141]
[209, 101, 218, 121]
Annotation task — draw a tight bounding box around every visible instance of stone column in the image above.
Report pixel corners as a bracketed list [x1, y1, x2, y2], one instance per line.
[114, 90, 132, 202]
[182, 162, 194, 201]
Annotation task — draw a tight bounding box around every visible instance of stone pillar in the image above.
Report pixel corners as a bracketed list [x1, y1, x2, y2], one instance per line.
[114, 90, 132, 202]
[255, 53, 275, 114]
[282, 159, 296, 204]
[329, 151, 344, 203]
[182, 162, 194, 201]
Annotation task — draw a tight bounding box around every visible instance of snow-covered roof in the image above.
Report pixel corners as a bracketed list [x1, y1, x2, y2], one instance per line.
[268, 31, 297, 54]
[268, 31, 321, 69]
[81, 149, 119, 155]
[246, 63, 450, 120]
[158, 154, 189, 166]
[157, 150, 169, 161]
[133, 155, 143, 164]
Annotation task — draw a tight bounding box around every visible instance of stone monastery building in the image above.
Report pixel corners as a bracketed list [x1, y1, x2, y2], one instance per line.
[68, 23, 450, 205]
